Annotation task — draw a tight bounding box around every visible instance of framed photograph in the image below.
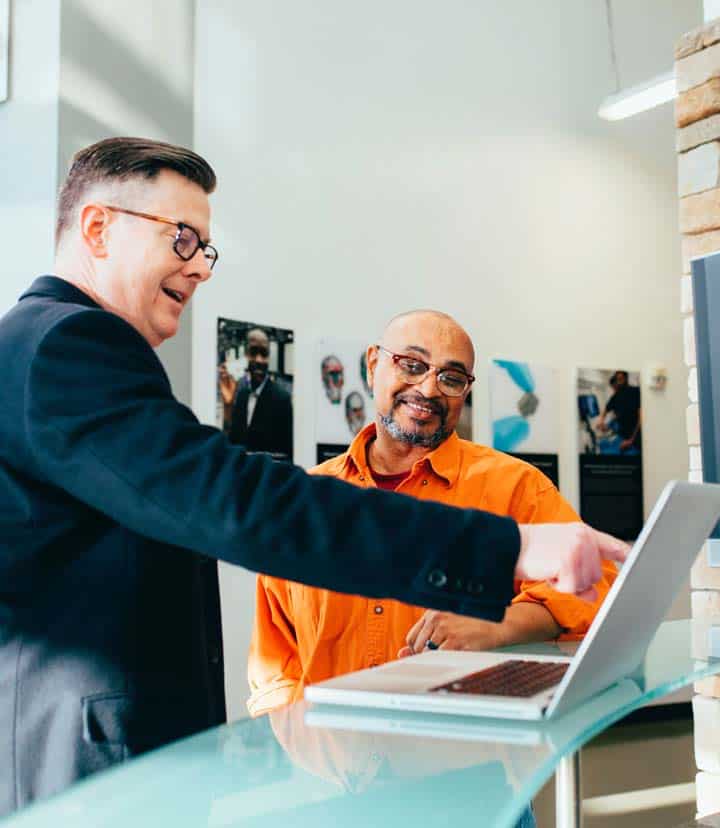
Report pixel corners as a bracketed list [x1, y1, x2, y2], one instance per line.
[577, 367, 643, 540]
[489, 358, 561, 488]
[216, 317, 294, 463]
[0, 0, 8, 104]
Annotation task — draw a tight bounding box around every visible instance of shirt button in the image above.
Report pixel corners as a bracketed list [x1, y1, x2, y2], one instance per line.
[374, 605, 383, 614]
[427, 569, 447, 588]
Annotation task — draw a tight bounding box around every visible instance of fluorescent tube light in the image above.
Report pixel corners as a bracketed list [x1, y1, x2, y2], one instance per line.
[598, 70, 676, 121]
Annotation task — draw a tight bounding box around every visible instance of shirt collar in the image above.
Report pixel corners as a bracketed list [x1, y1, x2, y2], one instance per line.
[344, 422, 462, 487]
[20, 275, 101, 309]
[250, 375, 269, 396]
[241, 374, 269, 395]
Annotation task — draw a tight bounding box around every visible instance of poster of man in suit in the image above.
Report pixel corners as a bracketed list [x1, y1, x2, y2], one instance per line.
[217, 318, 294, 462]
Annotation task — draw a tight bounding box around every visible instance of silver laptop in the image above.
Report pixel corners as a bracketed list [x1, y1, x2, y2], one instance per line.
[304, 678, 642, 746]
[305, 481, 720, 720]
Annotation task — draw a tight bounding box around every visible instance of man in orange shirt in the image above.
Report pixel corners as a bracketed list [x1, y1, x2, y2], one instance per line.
[247, 310, 617, 716]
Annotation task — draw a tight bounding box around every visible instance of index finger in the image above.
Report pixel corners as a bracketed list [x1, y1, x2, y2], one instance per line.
[591, 529, 630, 563]
[405, 614, 426, 652]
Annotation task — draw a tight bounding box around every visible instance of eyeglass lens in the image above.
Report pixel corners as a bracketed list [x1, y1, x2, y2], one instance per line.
[396, 357, 468, 397]
[174, 226, 218, 268]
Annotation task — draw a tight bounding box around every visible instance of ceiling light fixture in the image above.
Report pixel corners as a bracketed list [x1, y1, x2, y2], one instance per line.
[597, 0, 676, 121]
[598, 70, 676, 121]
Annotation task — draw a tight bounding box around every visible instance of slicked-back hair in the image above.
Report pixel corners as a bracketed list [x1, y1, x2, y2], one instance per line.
[55, 137, 217, 247]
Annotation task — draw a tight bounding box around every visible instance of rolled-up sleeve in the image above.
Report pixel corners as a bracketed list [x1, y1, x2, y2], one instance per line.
[509, 482, 618, 639]
[247, 576, 303, 717]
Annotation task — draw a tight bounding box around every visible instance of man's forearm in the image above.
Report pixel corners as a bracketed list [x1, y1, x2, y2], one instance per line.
[493, 602, 562, 648]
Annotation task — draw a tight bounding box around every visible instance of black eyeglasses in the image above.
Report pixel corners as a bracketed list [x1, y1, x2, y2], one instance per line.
[102, 205, 219, 269]
[377, 345, 474, 398]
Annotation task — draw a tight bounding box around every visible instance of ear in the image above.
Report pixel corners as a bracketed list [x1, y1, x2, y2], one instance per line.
[79, 204, 112, 259]
[366, 344, 379, 391]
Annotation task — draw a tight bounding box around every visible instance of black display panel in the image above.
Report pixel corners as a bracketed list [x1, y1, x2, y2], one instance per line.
[692, 251, 720, 543]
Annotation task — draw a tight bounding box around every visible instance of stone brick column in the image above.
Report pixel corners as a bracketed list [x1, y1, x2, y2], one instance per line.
[676, 19, 720, 819]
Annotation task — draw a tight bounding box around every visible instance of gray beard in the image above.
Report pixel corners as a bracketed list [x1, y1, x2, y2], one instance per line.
[378, 409, 450, 450]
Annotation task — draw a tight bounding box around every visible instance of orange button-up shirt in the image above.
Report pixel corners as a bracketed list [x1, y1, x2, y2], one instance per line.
[247, 424, 617, 717]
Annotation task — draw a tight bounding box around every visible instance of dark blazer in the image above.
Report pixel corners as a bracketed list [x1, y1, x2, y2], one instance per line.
[228, 378, 293, 460]
[0, 277, 519, 816]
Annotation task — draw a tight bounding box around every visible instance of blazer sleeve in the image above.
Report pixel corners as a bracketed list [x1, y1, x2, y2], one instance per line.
[24, 309, 520, 620]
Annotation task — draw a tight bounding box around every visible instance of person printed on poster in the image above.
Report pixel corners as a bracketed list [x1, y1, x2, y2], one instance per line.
[577, 367, 643, 540]
[217, 319, 293, 462]
[321, 355, 344, 405]
[345, 391, 366, 436]
[596, 371, 641, 456]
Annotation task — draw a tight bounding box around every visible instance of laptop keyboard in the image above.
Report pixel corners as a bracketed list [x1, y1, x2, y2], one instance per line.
[429, 659, 569, 698]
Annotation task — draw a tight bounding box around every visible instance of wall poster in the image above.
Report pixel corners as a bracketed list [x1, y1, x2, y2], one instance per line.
[315, 340, 376, 464]
[489, 359, 561, 488]
[217, 317, 294, 463]
[577, 368, 643, 540]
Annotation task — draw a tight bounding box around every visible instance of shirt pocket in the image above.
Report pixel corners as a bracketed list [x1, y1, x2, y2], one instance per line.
[288, 582, 351, 643]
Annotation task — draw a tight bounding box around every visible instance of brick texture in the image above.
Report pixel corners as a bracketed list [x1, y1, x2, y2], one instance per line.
[688, 403, 701, 445]
[697, 770, 720, 818]
[677, 21, 720, 818]
[677, 112, 720, 153]
[678, 43, 720, 94]
[689, 366, 699, 404]
[681, 228, 720, 273]
[680, 187, 720, 234]
[696, 675, 720, 698]
[676, 78, 720, 128]
[676, 20, 720, 59]
[692, 546, 720, 590]
[693, 589, 720, 618]
[682, 275, 694, 314]
[694, 695, 720, 772]
[679, 142, 720, 197]
[685, 315, 697, 366]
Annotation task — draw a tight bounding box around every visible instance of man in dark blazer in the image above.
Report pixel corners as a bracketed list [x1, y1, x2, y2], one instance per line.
[222, 328, 293, 460]
[0, 137, 625, 816]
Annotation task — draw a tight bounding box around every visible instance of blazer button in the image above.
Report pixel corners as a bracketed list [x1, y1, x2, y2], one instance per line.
[374, 605, 384, 614]
[427, 569, 447, 588]
[421, 479, 429, 486]
[359, 475, 366, 482]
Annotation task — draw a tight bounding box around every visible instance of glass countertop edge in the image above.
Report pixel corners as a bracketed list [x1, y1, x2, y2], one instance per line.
[497, 651, 720, 828]
[4, 620, 720, 828]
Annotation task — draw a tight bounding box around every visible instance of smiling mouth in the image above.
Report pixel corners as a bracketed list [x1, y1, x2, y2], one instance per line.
[401, 400, 439, 419]
[162, 287, 184, 305]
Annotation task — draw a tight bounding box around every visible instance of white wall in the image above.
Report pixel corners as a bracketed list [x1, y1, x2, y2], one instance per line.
[58, 0, 196, 404]
[0, 1, 196, 402]
[193, 0, 700, 719]
[0, 0, 61, 315]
